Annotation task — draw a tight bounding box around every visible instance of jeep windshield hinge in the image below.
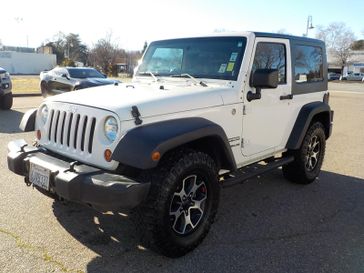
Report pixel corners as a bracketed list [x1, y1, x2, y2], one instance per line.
[243, 105, 247, 115]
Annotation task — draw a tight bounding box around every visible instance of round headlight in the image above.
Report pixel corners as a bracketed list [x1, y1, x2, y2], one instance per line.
[104, 116, 119, 142]
[40, 105, 49, 124]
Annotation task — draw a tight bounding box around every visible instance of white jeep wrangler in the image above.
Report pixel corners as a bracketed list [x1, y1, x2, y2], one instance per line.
[7, 32, 333, 257]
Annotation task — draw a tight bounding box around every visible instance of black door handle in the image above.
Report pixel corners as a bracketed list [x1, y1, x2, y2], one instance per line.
[280, 94, 293, 100]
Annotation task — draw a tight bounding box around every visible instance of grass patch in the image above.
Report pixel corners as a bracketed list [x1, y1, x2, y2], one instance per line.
[11, 76, 40, 94]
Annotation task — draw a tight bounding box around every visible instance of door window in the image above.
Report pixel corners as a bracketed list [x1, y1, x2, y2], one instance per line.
[252, 42, 286, 84]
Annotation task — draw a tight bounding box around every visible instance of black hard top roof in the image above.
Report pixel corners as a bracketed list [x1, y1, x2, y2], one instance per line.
[254, 32, 325, 45]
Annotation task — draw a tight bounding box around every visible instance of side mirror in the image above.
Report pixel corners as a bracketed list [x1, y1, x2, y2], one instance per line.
[251, 69, 279, 88]
[247, 69, 279, 102]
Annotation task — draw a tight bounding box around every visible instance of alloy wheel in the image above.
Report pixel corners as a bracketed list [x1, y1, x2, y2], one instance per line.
[169, 174, 208, 235]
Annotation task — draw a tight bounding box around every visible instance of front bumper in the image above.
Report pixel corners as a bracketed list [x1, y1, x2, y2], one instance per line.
[7, 139, 150, 211]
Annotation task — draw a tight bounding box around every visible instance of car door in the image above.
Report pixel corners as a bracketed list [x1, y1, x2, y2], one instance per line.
[49, 68, 73, 93]
[241, 38, 293, 158]
[56, 68, 74, 91]
[46, 69, 60, 92]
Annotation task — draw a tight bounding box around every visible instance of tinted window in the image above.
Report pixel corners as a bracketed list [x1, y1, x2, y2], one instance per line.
[294, 45, 323, 83]
[137, 37, 247, 81]
[252, 42, 286, 84]
[68, 68, 105, 79]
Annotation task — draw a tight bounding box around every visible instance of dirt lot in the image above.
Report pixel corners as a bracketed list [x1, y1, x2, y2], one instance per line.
[0, 85, 364, 273]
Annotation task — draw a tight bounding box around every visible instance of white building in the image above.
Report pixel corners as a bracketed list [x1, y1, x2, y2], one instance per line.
[347, 50, 364, 74]
[328, 49, 364, 75]
[0, 48, 56, 74]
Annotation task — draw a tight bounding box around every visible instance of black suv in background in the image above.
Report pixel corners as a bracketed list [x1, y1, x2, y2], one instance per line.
[0, 67, 13, 110]
[39, 67, 120, 97]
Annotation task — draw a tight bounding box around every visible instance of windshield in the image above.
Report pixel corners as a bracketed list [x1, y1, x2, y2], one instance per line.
[137, 37, 247, 81]
[68, 68, 105, 79]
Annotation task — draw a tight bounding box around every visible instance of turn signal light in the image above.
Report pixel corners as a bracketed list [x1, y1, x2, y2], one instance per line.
[151, 151, 161, 161]
[104, 149, 112, 162]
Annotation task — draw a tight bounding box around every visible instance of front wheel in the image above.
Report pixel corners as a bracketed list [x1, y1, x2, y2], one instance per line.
[283, 122, 326, 184]
[134, 150, 220, 257]
[0, 92, 13, 110]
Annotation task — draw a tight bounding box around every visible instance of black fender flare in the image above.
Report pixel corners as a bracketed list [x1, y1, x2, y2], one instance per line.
[19, 108, 37, 132]
[112, 117, 237, 170]
[286, 101, 332, 150]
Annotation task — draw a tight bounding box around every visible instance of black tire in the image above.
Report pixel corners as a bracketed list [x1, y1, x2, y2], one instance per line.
[40, 81, 48, 97]
[0, 92, 13, 110]
[134, 150, 220, 257]
[283, 122, 326, 184]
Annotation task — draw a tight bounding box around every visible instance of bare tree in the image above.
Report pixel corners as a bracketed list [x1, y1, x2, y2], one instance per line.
[316, 22, 356, 74]
[88, 34, 125, 75]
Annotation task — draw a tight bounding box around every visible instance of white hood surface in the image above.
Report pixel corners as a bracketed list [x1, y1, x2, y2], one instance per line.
[47, 82, 227, 120]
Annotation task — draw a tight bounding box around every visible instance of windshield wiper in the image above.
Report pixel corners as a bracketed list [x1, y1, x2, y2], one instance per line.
[171, 73, 208, 87]
[137, 71, 159, 82]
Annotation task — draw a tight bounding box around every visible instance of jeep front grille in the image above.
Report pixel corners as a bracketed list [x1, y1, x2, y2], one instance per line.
[47, 109, 96, 154]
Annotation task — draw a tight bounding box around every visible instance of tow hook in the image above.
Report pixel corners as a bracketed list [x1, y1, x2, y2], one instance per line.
[20, 144, 28, 153]
[24, 177, 31, 187]
[66, 161, 80, 172]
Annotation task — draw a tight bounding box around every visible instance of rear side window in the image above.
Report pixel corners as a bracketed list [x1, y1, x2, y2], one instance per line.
[252, 42, 286, 84]
[294, 45, 323, 83]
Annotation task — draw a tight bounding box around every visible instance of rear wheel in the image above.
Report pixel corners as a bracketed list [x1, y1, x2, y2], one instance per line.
[283, 122, 326, 184]
[134, 150, 220, 257]
[0, 92, 13, 110]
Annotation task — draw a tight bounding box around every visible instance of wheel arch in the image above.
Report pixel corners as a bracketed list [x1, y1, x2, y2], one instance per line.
[286, 101, 333, 150]
[19, 108, 37, 131]
[164, 135, 236, 171]
[112, 117, 237, 171]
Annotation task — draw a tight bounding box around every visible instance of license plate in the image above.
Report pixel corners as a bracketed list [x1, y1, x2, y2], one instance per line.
[29, 163, 50, 191]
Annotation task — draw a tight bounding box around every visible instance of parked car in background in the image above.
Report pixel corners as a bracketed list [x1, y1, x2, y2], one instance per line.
[0, 67, 13, 110]
[328, 72, 341, 81]
[40, 67, 120, 97]
[346, 72, 364, 81]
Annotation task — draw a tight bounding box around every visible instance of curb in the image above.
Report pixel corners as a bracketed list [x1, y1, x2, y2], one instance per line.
[13, 93, 42, 98]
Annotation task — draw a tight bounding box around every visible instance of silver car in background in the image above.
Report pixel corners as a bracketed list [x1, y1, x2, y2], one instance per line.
[0, 67, 13, 110]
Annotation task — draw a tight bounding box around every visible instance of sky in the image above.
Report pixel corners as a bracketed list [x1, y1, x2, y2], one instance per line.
[1, 0, 363, 51]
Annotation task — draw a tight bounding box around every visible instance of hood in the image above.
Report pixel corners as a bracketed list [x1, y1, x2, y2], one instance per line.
[48, 82, 226, 120]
